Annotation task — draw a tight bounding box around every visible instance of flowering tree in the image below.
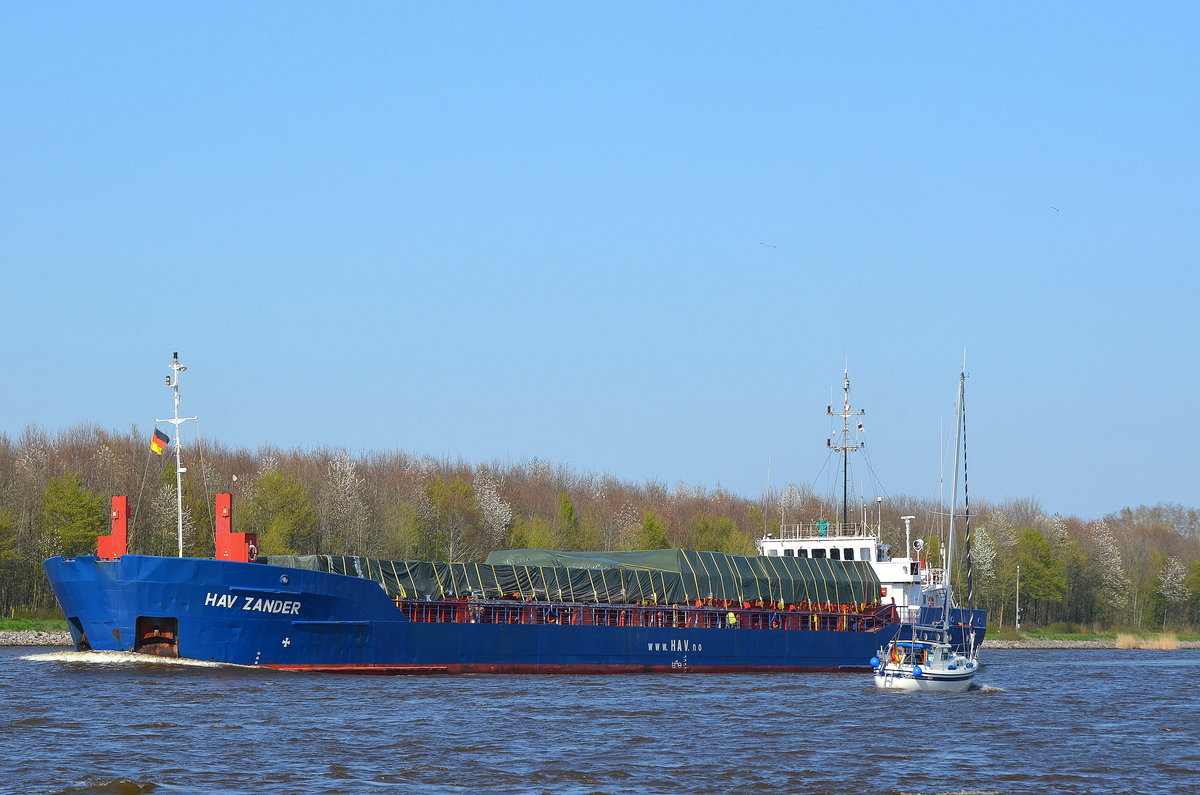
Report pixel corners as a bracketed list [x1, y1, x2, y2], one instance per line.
[473, 469, 512, 548]
[778, 484, 807, 524]
[1157, 556, 1189, 630]
[146, 481, 194, 557]
[972, 525, 998, 598]
[1089, 520, 1131, 622]
[321, 451, 371, 555]
[613, 502, 641, 550]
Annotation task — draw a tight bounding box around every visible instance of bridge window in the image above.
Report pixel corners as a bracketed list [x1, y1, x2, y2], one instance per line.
[812, 549, 826, 559]
[784, 549, 794, 557]
[798, 549, 809, 558]
[843, 548, 854, 560]
[860, 547, 872, 561]
[829, 548, 841, 560]
[768, 549, 779, 556]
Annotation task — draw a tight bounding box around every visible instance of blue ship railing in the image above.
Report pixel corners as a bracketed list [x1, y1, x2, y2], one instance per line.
[394, 599, 898, 632]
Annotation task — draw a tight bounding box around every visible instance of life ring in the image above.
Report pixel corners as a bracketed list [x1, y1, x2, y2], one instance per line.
[247, 543, 258, 562]
[927, 595, 936, 607]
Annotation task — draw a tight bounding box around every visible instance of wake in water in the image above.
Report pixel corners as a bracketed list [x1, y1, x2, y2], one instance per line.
[20, 650, 249, 670]
[971, 682, 1004, 693]
[39, 776, 160, 794]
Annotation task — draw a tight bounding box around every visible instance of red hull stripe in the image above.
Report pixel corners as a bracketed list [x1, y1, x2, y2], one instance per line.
[262, 663, 872, 675]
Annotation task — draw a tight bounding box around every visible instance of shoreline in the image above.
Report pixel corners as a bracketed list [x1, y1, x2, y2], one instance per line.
[2, 630, 1197, 650]
[1, 631, 73, 647]
[984, 638, 1200, 649]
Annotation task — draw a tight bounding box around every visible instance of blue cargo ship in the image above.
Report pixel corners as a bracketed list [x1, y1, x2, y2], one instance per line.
[42, 502, 983, 673]
[44, 551, 914, 674]
[41, 356, 985, 673]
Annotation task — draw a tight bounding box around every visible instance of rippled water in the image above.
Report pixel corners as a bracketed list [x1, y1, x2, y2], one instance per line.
[3, 646, 1197, 794]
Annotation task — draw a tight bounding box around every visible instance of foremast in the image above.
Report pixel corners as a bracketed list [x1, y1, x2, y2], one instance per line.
[157, 352, 197, 558]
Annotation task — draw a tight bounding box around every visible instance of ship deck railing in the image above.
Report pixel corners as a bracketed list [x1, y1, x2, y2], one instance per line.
[394, 599, 898, 632]
[772, 522, 879, 541]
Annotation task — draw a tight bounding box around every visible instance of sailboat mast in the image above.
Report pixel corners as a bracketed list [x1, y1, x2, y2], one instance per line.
[945, 370, 965, 623]
[157, 353, 198, 558]
[962, 370, 973, 611]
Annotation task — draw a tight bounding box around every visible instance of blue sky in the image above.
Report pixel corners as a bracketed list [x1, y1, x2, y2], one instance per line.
[2, 3, 1196, 519]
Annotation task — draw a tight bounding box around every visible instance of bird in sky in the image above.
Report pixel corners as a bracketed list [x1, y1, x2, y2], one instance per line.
[759, 241, 777, 248]
[1050, 206, 1060, 212]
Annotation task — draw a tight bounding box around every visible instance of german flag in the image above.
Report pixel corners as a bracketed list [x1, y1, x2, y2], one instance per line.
[150, 429, 169, 455]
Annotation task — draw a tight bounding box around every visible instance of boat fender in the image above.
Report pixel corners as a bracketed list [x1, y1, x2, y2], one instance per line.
[869, 656, 880, 667]
[912, 666, 922, 677]
[948, 664, 957, 670]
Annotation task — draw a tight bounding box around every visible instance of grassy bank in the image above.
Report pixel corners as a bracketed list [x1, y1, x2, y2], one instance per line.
[1023, 630, 1115, 642]
[0, 617, 68, 632]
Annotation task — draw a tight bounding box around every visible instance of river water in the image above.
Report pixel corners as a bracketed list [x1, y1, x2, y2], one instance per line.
[2, 646, 1197, 794]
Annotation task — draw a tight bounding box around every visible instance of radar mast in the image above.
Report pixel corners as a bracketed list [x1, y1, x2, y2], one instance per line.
[827, 368, 865, 527]
[157, 352, 198, 557]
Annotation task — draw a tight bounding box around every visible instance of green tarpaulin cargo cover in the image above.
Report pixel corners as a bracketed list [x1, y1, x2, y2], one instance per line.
[262, 548, 880, 606]
[486, 548, 880, 605]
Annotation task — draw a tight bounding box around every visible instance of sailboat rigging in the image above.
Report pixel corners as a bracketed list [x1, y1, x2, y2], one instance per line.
[872, 365, 980, 691]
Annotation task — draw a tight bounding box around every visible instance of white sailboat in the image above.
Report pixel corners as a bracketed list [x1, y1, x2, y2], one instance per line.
[874, 367, 980, 692]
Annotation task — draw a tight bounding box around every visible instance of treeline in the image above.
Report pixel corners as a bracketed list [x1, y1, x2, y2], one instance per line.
[2, 424, 1199, 632]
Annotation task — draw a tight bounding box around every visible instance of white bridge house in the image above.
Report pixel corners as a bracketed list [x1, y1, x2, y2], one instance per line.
[756, 517, 946, 624]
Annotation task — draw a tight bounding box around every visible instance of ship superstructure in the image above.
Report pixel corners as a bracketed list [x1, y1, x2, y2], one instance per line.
[754, 369, 979, 632]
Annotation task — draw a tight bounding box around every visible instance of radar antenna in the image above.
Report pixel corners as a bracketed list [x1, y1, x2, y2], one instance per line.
[827, 368, 865, 526]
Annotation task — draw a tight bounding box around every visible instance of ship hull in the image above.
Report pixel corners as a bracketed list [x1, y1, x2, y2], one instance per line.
[45, 554, 914, 674]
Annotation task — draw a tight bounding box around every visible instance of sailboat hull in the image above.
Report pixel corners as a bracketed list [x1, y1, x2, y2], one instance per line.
[873, 663, 976, 692]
